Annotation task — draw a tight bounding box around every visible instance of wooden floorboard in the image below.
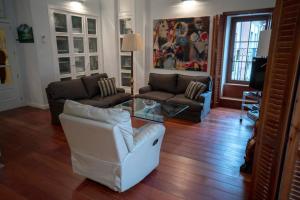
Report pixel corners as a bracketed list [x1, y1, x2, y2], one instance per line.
[0, 107, 253, 200]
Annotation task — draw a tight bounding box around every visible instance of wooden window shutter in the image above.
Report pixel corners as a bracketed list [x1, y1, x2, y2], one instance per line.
[251, 0, 300, 199]
[210, 15, 225, 107]
[279, 78, 300, 199]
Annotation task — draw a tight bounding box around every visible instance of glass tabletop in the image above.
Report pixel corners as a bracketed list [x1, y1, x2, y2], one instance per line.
[114, 98, 189, 123]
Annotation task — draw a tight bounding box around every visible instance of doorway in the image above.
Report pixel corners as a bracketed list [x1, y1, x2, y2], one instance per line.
[0, 23, 23, 111]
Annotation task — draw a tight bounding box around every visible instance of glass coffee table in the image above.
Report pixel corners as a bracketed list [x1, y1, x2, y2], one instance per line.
[114, 98, 189, 123]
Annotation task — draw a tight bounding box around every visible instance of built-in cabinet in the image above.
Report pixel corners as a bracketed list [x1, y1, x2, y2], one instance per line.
[118, 0, 135, 91]
[50, 10, 102, 81]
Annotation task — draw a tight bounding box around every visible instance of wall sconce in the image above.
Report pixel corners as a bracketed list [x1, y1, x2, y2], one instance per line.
[68, 0, 85, 11]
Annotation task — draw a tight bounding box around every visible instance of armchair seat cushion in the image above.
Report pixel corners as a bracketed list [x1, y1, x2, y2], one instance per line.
[135, 91, 174, 102]
[167, 94, 203, 112]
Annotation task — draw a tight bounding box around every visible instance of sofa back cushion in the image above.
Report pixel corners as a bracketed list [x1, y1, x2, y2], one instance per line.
[47, 79, 88, 100]
[149, 73, 177, 94]
[176, 74, 211, 94]
[81, 73, 108, 98]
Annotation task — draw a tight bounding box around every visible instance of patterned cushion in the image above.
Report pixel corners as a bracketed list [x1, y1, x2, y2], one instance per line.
[185, 81, 207, 100]
[195, 83, 207, 100]
[98, 78, 117, 97]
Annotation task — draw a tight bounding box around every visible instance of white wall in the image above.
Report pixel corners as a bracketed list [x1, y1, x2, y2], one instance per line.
[15, 0, 45, 108]
[14, 0, 103, 108]
[143, 0, 275, 83]
[100, 0, 120, 86]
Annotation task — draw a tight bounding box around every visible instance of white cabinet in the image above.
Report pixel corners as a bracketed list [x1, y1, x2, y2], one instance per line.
[50, 10, 102, 81]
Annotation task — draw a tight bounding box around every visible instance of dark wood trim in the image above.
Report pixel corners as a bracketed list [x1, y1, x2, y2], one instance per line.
[223, 8, 274, 16]
[210, 15, 226, 108]
[226, 14, 271, 84]
[251, 0, 300, 198]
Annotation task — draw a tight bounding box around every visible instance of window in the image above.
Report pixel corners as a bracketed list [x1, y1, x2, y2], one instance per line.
[227, 15, 271, 83]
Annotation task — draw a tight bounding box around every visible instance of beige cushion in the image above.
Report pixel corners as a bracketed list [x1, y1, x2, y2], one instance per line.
[184, 81, 206, 100]
[98, 78, 117, 97]
[63, 100, 134, 151]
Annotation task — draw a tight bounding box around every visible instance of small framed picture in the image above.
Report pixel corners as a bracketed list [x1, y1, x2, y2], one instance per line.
[17, 24, 34, 43]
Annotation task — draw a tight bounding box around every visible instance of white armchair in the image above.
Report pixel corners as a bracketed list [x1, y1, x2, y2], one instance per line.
[59, 100, 165, 192]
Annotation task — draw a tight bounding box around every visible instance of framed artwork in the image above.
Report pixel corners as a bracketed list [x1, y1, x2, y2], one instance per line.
[153, 16, 210, 72]
[17, 24, 34, 43]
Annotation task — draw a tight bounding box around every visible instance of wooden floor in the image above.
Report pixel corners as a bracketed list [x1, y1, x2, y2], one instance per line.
[0, 107, 253, 200]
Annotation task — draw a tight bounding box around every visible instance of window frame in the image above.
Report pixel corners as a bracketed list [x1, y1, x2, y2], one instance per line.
[226, 14, 272, 84]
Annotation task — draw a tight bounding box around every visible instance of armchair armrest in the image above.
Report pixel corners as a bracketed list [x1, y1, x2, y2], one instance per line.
[139, 85, 152, 94]
[121, 123, 165, 191]
[133, 123, 165, 150]
[117, 88, 125, 93]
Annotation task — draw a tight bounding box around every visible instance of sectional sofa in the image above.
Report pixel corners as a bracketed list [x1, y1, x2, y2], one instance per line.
[46, 73, 131, 125]
[136, 73, 212, 122]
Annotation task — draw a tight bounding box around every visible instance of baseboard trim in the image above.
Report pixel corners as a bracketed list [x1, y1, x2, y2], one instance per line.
[27, 103, 49, 109]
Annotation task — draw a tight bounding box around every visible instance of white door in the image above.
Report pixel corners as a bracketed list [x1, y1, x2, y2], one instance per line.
[0, 23, 22, 111]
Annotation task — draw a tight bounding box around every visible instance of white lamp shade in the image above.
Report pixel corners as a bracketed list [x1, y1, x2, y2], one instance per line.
[121, 33, 143, 52]
[257, 29, 271, 58]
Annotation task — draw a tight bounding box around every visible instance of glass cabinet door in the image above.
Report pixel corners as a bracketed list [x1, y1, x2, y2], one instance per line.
[73, 37, 84, 53]
[88, 38, 97, 53]
[56, 36, 69, 54]
[87, 18, 96, 34]
[75, 56, 85, 73]
[120, 18, 132, 35]
[121, 55, 132, 70]
[90, 56, 98, 71]
[58, 57, 71, 74]
[71, 16, 82, 33]
[121, 73, 131, 87]
[52, 11, 100, 80]
[54, 13, 67, 32]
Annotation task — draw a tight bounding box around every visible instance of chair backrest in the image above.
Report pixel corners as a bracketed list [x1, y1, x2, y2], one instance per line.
[60, 100, 133, 162]
[60, 113, 129, 163]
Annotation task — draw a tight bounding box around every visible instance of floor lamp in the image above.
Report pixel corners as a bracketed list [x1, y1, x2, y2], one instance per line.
[121, 33, 143, 95]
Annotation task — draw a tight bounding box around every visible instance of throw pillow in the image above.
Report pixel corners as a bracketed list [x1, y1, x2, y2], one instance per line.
[98, 77, 117, 97]
[185, 81, 207, 100]
[194, 82, 207, 100]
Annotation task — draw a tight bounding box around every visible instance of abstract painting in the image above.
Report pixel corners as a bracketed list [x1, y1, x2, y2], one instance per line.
[153, 17, 210, 72]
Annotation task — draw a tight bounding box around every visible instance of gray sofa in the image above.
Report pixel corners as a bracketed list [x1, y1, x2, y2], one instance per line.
[136, 73, 212, 122]
[46, 73, 131, 125]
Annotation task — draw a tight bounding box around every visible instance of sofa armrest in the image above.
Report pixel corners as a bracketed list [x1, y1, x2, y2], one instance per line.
[197, 91, 212, 120]
[139, 85, 152, 94]
[117, 88, 125, 93]
[196, 91, 211, 103]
